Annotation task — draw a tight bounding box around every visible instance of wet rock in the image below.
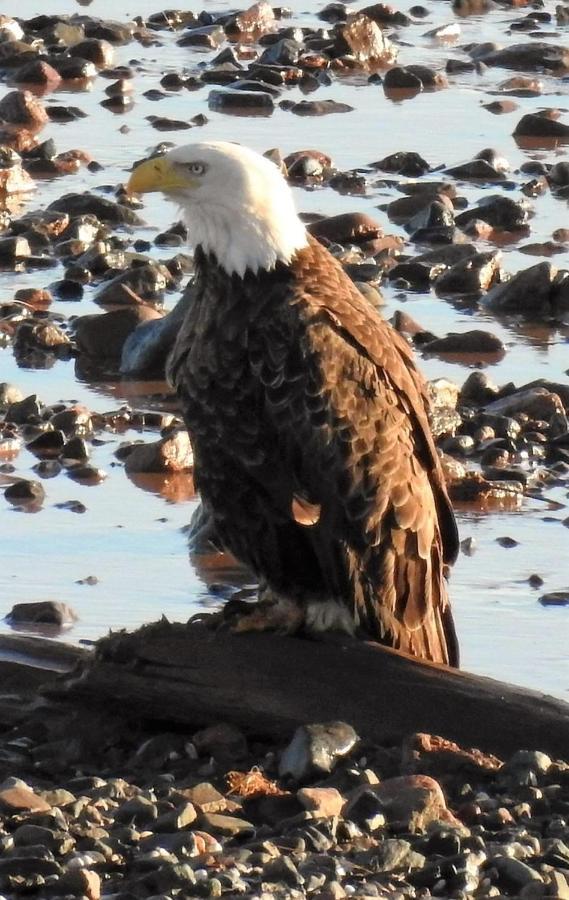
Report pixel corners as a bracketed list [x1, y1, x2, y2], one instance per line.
[455, 194, 529, 230]
[225, 0, 276, 35]
[337, 13, 398, 66]
[48, 192, 142, 226]
[74, 306, 164, 360]
[70, 38, 115, 68]
[483, 98, 518, 114]
[279, 722, 359, 779]
[0, 90, 49, 129]
[94, 263, 171, 306]
[120, 285, 193, 375]
[26, 429, 66, 458]
[123, 429, 193, 474]
[208, 89, 275, 113]
[484, 387, 564, 420]
[0, 235, 33, 261]
[0, 164, 35, 196]
[308, 212, 382, 248]
[7, 600, 77, 626]
[483, 261, 557, 315]
[285, 149, 333, 181]
[285, 99, 354, 116]
[13, 60, 62, 88]
[371, 150, 430, 176]
[4, 478, 45, 506]
[435, 250, 501, 296]
[258, 37, 303, 66]
[498, 75, 544, 96]
[476, 41, 569, 70]
[539, 591, 569, 606]
[384, 64, 446, 92]
[444, 157, 507, 181]
[423, 329, 505, 355]
[514, 111, 569, 140]
[178, 24, 226, 48]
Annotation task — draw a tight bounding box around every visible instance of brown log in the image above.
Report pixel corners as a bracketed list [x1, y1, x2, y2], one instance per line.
[47, 620, 569, 760]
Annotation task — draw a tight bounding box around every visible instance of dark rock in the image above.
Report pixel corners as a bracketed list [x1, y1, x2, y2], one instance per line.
[69, 38, 115, 67]
[74, 306, 164, 360]
[455, 195, 529, 230]
[383, 66, 423, 91]
[539, 591, 569, 606]
[6, 600, 77, 626]
[371, 151, 430, 176]
[474, 41, 569, 70]
[13, 60, 62, 87]
[514, 111, 569, 140]
[94, 263, 170, 306]
[483, 261, 557, 314]
[4, 479, 45, 506]
[423, 329, 505, 355]
[208, 89, 274, 113]
[48, 193, 142, 226]
[286, 99, 354, 115]
[177, 24, 226, 48]
[258, 38, 303, 65]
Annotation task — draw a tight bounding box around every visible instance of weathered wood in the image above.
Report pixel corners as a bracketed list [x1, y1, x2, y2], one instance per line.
[49, 621, 569, 760]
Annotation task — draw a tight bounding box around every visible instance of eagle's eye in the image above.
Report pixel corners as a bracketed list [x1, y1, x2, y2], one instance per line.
[185, 162, 206, 176]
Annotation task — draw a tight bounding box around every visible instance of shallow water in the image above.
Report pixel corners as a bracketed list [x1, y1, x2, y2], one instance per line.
[0, 0, 568, 699]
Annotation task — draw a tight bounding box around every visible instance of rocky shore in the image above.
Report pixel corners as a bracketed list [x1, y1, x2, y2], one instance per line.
[0, 686, 568, 900]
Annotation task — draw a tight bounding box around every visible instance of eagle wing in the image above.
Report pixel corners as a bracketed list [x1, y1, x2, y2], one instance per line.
[247, 237, 459, 664]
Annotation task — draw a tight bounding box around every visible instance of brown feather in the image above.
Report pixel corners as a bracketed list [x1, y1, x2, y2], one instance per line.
[168, 235, 459, 666]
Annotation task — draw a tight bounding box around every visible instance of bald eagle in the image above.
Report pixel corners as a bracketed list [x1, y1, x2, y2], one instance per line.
[127, 142, 459, 666]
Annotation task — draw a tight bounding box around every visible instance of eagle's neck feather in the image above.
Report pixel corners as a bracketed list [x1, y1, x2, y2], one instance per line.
[185, 201, 308, 279]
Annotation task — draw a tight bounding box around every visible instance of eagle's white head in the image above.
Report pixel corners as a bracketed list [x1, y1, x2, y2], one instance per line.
[127, 141, 308, 278]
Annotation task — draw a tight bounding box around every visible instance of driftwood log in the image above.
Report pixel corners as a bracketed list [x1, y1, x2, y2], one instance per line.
[9, 620, 563, 761]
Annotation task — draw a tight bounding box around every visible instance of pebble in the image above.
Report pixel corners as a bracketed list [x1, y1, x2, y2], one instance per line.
[279, 722, 359, 779]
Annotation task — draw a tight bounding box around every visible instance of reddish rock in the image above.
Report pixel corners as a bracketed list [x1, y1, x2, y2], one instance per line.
[339, 13, 398, 67]
[14, 288, 52, 307]
[225, 0, 276, 35]
[57, 869, 100, 900]
[297, 787, 344, 818]
[123, 429, 193, 475]
[402, 732, 503, 779]
[0, 785, 51, 813]
[308, 212, 383, 246]
[370, 774, 463, 832]
[0, 164, 35, 196]
[13, 60, 62, 89]
[0, 90, 49, 130]
[0, 127, 38, 153]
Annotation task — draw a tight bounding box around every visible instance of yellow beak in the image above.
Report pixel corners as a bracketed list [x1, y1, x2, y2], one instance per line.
[127, 156, 196, 195]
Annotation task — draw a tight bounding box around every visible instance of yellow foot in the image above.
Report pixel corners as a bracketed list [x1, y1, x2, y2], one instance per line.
[227, 592, 305, 635]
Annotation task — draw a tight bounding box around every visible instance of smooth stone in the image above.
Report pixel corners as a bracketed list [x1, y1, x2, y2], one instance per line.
[279, 722, 359, 779]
